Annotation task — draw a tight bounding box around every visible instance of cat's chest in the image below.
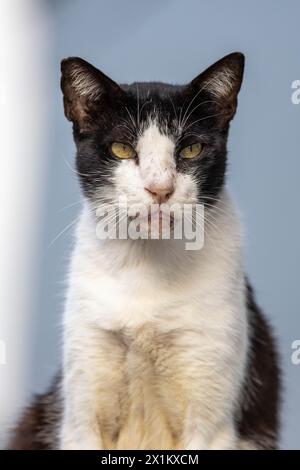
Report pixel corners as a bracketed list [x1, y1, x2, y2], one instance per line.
[97, 324, 198, 449]
[82, 266, 209, 331]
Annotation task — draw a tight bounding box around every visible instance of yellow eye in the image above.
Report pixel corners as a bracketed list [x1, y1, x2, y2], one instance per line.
[111, 142, 135, 159]
[180, 143, 203, 159]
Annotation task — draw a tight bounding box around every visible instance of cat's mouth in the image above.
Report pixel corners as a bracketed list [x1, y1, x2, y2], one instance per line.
[125, 207, 176, 239]
[128, 207, 175, 226]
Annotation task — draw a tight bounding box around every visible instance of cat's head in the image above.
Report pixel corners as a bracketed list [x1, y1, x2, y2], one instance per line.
[61, 53, 244, 232]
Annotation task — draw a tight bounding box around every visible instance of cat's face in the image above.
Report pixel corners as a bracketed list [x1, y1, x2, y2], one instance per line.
[61, 53, 244, 230]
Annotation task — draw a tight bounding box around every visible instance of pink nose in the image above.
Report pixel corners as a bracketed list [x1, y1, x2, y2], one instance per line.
[144, 183, 174, 203]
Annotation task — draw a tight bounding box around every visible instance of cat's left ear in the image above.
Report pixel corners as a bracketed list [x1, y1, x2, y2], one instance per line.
[61, 57, 124, 130]
[190, 52, 245, 123]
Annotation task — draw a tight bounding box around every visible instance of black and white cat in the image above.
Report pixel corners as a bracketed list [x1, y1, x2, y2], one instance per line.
[9, 53, 280, 450]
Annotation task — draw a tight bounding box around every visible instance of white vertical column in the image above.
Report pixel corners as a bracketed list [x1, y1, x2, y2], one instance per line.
[0, 0, 51, 445]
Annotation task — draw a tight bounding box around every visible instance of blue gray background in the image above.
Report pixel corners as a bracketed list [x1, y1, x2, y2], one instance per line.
[27, 0, 300, 448]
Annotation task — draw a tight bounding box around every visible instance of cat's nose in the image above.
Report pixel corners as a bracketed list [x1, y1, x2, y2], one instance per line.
[144, 183, 174, 203]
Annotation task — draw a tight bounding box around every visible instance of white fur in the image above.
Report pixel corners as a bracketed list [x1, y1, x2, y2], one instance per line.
[137, 122, 176, 193]
[60, 123, 249, 450]
[203, 68, 236, 98]
[70, 64, 103, 100]
[113, 122, 197, 209]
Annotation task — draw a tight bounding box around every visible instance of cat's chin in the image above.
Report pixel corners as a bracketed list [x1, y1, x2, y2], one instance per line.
[128, 211, 175, 240]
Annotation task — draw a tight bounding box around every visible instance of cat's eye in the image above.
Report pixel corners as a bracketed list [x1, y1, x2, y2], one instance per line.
[180, 143, 203, 159]
[111, 142, 136, 159]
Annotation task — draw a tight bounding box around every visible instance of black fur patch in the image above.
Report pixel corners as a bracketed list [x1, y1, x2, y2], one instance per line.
[61, 53, 244, 205]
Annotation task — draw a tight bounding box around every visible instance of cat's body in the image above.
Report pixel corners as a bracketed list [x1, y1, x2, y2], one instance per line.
[8, 53, 280, 450]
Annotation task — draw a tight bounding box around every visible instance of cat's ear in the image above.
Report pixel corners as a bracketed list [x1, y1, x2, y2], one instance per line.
[190, 52, 244, 123]
[61, 57, 124, 129]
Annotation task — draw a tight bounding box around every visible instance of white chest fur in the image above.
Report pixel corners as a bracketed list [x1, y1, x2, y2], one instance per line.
[61, 190, 248, 450]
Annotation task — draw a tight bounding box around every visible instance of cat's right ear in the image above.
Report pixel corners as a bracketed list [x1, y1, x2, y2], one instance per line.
[61, 57, 124, 130]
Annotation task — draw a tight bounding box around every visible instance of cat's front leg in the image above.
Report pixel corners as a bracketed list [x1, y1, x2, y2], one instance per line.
[183, 305, 247, 450]
[157, 315, 247, 451]
[60, 419, 103, 450]
[180, 357, 243, 450]
[184, 416, 237, 450]
[60, 318, 127, 450]
[180, 348, 242, 450]
[60, 356, 104, 450]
